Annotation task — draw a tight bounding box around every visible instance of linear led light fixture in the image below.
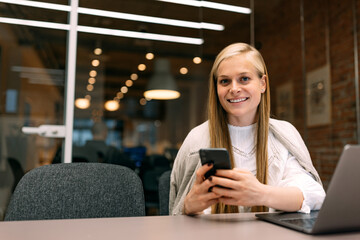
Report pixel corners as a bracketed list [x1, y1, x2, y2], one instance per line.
[0, 0, 224, 31]
[77, 7, 224, 31]
[0, 17, 203, 45]
[157, 0, 252, 14]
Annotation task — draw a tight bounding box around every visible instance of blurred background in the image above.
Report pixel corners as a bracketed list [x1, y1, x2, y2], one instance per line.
[0, 0, 359, 216]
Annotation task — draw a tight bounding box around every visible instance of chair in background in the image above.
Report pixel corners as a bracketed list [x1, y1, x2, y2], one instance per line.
[7, 157, 25, 193]
[4, 163, 145, 221]
[140, 155, 171, 215]
[158, 170, 171, 215]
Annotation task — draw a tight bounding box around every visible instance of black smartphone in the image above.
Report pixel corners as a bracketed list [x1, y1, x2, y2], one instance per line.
[199, 148, 231, 179]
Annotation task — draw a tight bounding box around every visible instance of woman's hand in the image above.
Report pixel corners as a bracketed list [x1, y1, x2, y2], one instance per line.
[210, 168, 304, 211]
[210, 168, 266, 207]
[183, 164, 222, 215]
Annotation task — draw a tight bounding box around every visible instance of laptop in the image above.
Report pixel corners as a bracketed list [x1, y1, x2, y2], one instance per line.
[256, 144, 360, 234]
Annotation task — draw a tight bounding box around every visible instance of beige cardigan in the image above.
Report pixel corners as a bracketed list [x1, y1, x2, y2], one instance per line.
[169, 118, 322, 215]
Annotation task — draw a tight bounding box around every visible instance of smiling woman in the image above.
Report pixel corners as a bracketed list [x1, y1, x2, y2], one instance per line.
[169, 43, 325, 216]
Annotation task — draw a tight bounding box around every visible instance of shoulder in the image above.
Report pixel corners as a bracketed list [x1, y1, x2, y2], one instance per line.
[181, 121, 210, 152]
[269, 118, 300, 136]
[269, 118, 296, 129]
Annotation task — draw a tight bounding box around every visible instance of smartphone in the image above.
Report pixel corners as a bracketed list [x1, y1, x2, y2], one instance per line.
[199, 148, 231, 179]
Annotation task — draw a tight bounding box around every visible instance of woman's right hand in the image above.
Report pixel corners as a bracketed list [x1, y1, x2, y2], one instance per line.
[183, 163, 221, 215]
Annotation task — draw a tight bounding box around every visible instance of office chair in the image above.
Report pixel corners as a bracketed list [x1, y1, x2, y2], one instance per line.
[158, 170, 171, 215]
[7, 157, 25, 193]
[4, 163, 145, 221]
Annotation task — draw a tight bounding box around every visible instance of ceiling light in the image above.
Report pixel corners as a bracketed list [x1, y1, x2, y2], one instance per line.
[91, 59, 100, 67]
[89, 70, 97, 77]
[104, 100, 119, 111]
[0, 16, 204, 45]
[75, 98, 90, 109]
[0, 1, 224, 31]
[78, 25, 203, 45]
[78, 7, 224, 31]
[87, 84, 94, 91]
[116, 92, 124, 99]
[125, 80, 133, 87]
[94, 48, 102, 55]
[180, 67, 188, 75]
[130, 73, 138, 80]
[139, 98, 147, 106]
[88, 77, 96, 84]
[144, 58, 180, 100]
[146, 53, 154, 60]
[85, 95, 91, 100]
[138, 64, 146, 71]
[157, 0, 251, 14]
[193, 57, 202, 64]
[121, 86, 128, 93]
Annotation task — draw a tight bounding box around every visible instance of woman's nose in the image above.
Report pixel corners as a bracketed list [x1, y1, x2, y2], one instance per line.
[229, 83, 241, 94]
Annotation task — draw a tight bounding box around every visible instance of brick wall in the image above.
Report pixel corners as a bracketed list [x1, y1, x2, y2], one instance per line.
[256, 0, 359, 189]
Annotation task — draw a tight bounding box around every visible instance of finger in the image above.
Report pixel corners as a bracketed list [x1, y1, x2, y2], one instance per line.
[215, 169, 250, 180]
[199, 177, 218, 193]
[211, 185, 234, 197]
[210, 175, 236, 189]
[195, 163, 214, 184]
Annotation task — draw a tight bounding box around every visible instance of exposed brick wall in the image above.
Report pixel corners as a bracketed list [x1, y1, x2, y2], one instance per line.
[256, 0, 359, 189]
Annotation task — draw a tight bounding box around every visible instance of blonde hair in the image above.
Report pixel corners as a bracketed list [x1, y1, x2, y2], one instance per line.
[208, 43, 270, 213]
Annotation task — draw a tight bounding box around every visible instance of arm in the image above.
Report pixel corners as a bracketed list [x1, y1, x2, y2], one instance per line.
[210, 168, 304, 211]
[211, 154, 325, 212]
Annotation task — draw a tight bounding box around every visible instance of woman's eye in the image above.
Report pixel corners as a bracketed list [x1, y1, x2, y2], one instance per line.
[219, 79, 229, 84]
[241, 77, 250, 82]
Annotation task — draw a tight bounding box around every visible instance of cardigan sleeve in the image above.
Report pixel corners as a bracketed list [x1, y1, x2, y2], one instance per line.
[169, 122, 210, 215]
[278, 153, 326, 213]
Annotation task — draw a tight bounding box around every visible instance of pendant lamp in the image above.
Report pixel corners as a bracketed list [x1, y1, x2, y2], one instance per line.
[144, 58, 180, 100]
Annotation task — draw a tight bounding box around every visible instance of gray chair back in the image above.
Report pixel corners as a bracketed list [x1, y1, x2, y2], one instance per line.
[5, 163, 145, 221]
[158, 170, 171, 215]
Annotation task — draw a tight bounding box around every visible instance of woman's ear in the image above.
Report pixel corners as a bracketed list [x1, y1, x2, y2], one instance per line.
[260, 75, 267, 93]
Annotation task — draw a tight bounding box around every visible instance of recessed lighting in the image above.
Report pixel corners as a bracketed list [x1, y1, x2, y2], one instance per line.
[121, 86, 128, 93]
[91, 59, 100, 67]
[89, 70, 97, 77]
[138, 64, 146, 71]
[193, 57, 202, 64]
[94, 48, 102, 55]
[139, 98, 147, 105]
[126, 80, 133, 87]
[117, 92, 124, 99]
[87, 84, 94, 91]
[130, 73, 138, 80]
[146, 53, 154, 60]
[88, 77, 96, 84]
[180, 67, 188, 75]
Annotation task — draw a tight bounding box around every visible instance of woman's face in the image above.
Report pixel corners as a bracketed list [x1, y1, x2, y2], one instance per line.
[216, 54, 266, 126]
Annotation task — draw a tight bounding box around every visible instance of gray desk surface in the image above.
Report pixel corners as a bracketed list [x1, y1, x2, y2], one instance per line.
[1, 213, 360, 240]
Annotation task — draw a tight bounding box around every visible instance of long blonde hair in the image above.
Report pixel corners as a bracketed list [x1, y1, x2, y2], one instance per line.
[208, 43, 270, 213]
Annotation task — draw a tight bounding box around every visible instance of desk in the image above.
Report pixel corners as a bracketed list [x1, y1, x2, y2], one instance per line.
[1, 213, 359, 240]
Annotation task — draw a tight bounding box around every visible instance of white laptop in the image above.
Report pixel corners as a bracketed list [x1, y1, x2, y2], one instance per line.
[256, 144, 360, 234]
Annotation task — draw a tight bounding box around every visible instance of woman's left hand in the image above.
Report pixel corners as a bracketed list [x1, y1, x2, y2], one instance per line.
[209, 168, 266, 207]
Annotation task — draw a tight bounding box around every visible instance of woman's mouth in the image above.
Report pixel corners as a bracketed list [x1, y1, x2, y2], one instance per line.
[228, 97, 248, 103]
